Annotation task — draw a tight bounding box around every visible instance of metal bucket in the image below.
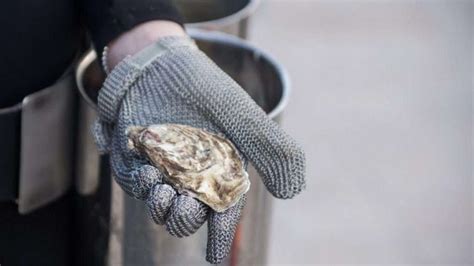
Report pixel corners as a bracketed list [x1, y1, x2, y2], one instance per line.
[75, 31, 290, 266]
[173, 0, 259, 38]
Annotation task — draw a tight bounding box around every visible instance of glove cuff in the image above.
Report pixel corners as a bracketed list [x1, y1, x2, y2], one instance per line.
[97, 36, 198, 125]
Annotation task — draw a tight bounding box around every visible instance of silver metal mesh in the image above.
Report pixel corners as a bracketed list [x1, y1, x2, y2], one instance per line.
[93, 36, 306, 264]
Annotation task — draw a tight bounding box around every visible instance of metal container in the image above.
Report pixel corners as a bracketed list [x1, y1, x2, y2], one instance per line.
[75, 31, 290, 266]
[173, 0, 260, 38]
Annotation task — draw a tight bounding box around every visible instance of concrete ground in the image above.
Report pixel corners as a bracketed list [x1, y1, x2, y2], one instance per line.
[249, 0, 473, 265]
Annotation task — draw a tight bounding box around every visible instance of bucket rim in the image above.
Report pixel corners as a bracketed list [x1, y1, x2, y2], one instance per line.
[75, 50, 100, 111]
[75, 30, 290, 119]
[184, 0, 260, 30]
[187, 29, 290, 119]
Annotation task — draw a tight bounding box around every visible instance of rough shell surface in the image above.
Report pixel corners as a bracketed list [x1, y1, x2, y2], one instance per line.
[127, 124, 250, 212]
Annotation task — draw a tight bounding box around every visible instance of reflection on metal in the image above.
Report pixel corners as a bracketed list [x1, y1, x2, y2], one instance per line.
[107, 180, 125, 266]
[75, 51, 100, 196]
[76, 30, 290, 265]
[173, 0, 260, 38]
[18, 71, 75, 214]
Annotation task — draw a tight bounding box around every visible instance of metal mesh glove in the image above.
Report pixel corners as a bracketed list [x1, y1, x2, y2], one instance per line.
[93, 36, 306, 264]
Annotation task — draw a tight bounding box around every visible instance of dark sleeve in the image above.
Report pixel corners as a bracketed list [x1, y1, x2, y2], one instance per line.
[78, 0, 184, 55]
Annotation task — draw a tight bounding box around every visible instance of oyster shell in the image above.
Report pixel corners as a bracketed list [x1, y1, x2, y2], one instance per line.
[127, 124, 250, 212]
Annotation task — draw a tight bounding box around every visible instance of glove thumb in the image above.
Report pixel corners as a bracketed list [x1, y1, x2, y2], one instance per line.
[92, 118, 113, 154]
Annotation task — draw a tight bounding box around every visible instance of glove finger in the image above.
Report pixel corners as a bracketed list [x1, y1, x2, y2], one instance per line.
[131, 164, 166, 200]
[206, 194, 247, 264]
[112, 161, 164, 200]
[146, 183, 177, 225]
[165, 195, 209, 238]
[161, 53, 306, 198]
[216, 92, 306, 199]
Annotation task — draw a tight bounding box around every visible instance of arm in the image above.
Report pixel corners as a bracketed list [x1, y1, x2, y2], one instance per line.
[78, 0, 184, 56]
[105, 20, 186, 70]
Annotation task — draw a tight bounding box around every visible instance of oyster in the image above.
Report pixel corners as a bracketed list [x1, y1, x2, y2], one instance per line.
[127, 124, 250, 212]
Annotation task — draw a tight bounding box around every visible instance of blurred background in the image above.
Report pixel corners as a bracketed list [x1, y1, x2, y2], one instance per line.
[1, 0, 471, 265]
[248, 0, 472, 265]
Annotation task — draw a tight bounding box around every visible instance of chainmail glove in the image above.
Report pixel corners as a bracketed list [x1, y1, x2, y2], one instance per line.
[93, 36, 306, 264]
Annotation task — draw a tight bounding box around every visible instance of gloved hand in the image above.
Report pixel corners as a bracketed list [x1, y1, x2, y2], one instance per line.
[93, 36, 305, 264]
